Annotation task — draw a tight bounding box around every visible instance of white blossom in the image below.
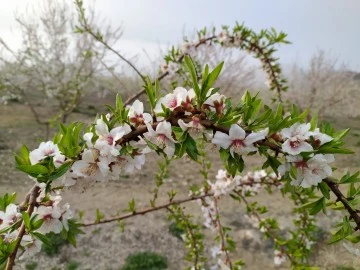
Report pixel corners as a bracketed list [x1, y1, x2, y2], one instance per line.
[144, 121, 177, 158]
[218, 31, 230, 44]
[274, 250, 286, 265]
[281, 123, 313, 155]
[94, 119, 131, 156]
[35, 205, 63, 234]
[279, 154, 334, 188]
[161, 62, 178, 76]
[29, 141, 64, 167]
[0, 204, 20, 230]
[204, 93, 226, 114]
[71, 149, 110, 181]
[20, 236, 42, 260]
[128, 100, 152, 126]
[154, 87, 189, 114]
[309, 128, 333, 147]
[212, 124, 268, 157]
[178, 117, 206, 139]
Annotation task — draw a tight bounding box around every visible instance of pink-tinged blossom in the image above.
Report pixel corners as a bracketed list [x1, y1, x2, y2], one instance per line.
[29, 141, 65, 167]
[180, 41, 195, 54]
[110, 154, 146, 178]
[60, 171, 78, 187]
[144, 122, 177, 158]
[35, 205, 63, 234]
[309, 128, 333, 147]
[94, 119, 131, 156]
[20, 236, 42, 260]
[178, 117, 207, 139]
[212, 124, 268, 157]
[279, 154, 334, 188]
[208, 169, 240, 196]
[83, 132, 94, 148]
[161, 62, 178, 76]
[154, 87, 189, 114]
[218, 30, 230, 44]
[274, 250, 286, 265]
[0, 204, 20, 230]
[128, 100, 152, 126]
[71, 149, 110, 181]
[204, 93, 226, 114]
[281, 123, 313, 155]
[61, 203, 72, 231]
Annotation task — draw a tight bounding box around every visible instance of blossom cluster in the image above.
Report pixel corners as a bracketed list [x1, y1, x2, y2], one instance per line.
[30, 87, 231, 186]
[25, 86, 336, 192]
[197, 169, 281, 229]
[278, 123, 334, 187]
[0, 184, 72, 259]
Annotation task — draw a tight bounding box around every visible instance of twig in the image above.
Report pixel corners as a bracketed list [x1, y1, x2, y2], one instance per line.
[166, 206, 201, 270]
[234, 190, 295, 265]
[82, 193, 210, 227]
[323, 178, 360, 230]
[213, 197, 233, 269]
[5, 185, 40, 270]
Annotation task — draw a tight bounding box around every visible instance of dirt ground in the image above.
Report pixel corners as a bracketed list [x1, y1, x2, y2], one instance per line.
[1, 104, 360, 270]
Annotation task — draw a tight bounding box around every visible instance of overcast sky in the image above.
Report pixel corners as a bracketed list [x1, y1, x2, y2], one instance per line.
[0, 0, 359, 71]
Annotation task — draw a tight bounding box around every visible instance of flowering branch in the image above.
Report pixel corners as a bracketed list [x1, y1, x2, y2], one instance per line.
[5, 185, 40, 270]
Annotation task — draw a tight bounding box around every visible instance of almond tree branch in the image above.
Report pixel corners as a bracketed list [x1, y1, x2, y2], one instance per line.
[5, 185, 41, 270]
[213, 197, 233, 269]
[323, 178, 360, 230]
[82, 193, 210, 227]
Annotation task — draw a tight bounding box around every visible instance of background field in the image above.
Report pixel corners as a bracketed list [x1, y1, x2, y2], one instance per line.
[1, 102, 359, 270]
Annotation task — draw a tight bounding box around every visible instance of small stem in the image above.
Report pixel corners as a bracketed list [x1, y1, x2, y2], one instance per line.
[323, 178, 360, 229]
[5, 185, 40, 270]
[82, 193, 210, 227]
[213, 198, 233, 269]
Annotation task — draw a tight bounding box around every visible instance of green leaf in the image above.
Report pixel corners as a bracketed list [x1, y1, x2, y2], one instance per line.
[95, 209, 104, 223]
[299, 197, 326, 215]
[17, 164, 49, 178]
[340, 172, 360, 184]
[184, 55, 200, 97]
[328, 217, 353, 244]
[318, 182, 330, 199]
[37, 162, 72, 183]
[14, 145, 31, 166]
[32, 232, 53, 247]
[310, 113, 318, 131]
[128, 198, 136, 213]
[0, 193, 17, 211]
[22, 212, 31, 231]
[333, 128, 350, 141]
[184, 136, 199, 161]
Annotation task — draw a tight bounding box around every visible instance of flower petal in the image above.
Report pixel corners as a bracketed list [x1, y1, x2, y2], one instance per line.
[229, 124, 246, 140]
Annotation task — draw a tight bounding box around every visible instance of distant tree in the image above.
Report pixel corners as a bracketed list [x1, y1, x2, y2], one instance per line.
[0, 0, 122, 138]
[286, 50, 360, 119]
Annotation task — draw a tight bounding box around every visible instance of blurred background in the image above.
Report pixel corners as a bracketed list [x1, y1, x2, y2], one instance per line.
[0, 1, 359, 269]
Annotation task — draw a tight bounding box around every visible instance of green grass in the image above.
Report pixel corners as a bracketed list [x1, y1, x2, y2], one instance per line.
[121, 251, 168, 270]
[25, 262, 38, 270]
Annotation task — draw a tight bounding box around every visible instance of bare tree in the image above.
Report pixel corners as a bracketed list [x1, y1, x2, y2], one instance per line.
[285, 50, 360, 119]
[0, 0, 123, 138]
